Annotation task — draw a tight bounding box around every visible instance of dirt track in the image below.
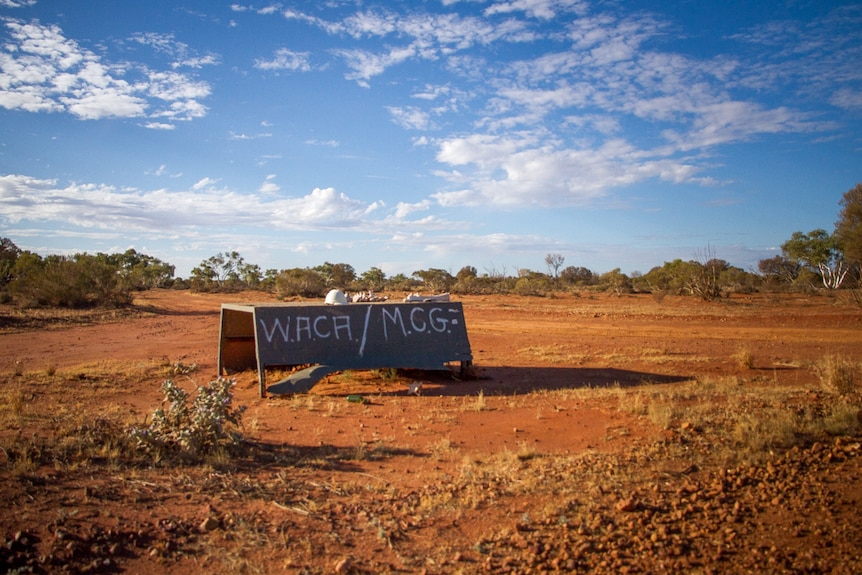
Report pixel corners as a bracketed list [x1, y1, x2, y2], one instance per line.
[1, 290, 861, 573]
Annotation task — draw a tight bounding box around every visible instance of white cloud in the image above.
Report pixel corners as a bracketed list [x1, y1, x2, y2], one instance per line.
[830, 87, 862, 111]
[335, 45, 416, 86]
[432, 131, 714, 207]
[387, 106, 434, 130]
[283, 8, 531, 84]
[394, 200, 431, 218]
[254, 48, 312, 72]
[662, 101, 825, 151]
[0, 20, 211, 123]
[228, 131, 272, 140]
[61, 87, 147, 120]
[130, 32, 220, 69]
[0, 173, 449, 237]
[259, 174, 279, 194]
[727, 6, 862, 100]
[191, 177, 219, 190]
[485, 0, 587, 20]
[415, 5, 846, 209]
[257, 4, 281, 16]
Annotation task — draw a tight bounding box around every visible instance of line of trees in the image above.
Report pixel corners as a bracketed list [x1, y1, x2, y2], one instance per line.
[1, 183, 859, 308]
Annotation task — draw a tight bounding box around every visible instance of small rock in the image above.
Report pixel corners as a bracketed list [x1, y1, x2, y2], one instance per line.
[616, 496, 638, 512]
[199, 517, 219, 532]
[335, 557, 352, 573]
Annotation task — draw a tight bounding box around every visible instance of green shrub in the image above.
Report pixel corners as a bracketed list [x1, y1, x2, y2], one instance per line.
[8, 253, 132, 308]
[275, 267, 327, 298]
[130, 378, 246, 461]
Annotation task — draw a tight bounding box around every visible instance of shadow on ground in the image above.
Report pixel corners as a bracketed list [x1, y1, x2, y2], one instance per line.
[401, 366, 692, 396]
[266, 365, 692, 398]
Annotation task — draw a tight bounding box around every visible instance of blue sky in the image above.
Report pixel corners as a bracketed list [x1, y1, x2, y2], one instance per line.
[1, 0, 860, 279]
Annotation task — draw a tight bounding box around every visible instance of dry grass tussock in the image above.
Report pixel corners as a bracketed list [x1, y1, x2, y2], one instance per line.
[814, 354, 858, 395]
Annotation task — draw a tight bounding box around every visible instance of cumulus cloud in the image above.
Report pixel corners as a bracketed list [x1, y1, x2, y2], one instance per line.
[0, 20, 210, 123]
[432, 129, 722, 207]
[0, 173, 447, 237]
[258, 174, 279, 194]
[394, 200, 431, 218]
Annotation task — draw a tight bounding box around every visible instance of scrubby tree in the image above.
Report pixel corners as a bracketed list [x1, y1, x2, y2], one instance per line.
[261, 268, 279, 292]
[688, 249, 726, 301]
[189, 251, 250, 291]
[0, 237, 21, 286]
[275, 268, 326, 298]
[7, 252, 132, 308]
[514, 269, 552, 296]
[453, 266, 486, 294]
[559, 265, 594, 286]
[642, 260, 694, 294]
[99, 248, 175, 289]
[599, 268, 632, 295]
[758, 255, 800, 285]
[781, 229, 848, 289]
[359, 266, 386, 291]
[544, 253, 565, 279]
[457, 265, 478, 280]
[315, 262, 356, 288]
[642, 257, 751, 299]
[835, 182, 862, 276]
[387, 272, 418, 291]
[238, 262, 263, 288]
[412, 268, 454, 293]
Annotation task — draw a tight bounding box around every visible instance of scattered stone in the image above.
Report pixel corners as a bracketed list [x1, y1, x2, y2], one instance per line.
[615, 496, 638, 512]
[335, 557, 353, 573]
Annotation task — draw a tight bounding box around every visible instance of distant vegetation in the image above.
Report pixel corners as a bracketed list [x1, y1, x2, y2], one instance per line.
[1, 183, 860, 308]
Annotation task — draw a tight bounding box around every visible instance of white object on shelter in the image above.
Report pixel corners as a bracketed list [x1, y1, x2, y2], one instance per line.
[325, 289, 348, 305]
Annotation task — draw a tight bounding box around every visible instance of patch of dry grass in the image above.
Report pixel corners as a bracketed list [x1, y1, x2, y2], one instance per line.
[463, 389, 489, 412]
[518, 344, 590, 365]
[732, 347, 755, 370]
[814, 355, 857, 395]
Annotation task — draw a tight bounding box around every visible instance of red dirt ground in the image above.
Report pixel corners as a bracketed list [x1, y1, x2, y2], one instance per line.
[1, 289, 861, 574]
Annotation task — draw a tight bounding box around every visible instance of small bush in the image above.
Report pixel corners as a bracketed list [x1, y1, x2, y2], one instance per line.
[815, 355, 857, 395]
[8, 254, 132, 308]
[732, 348, 755, 370]
[130, 378, 246, 461]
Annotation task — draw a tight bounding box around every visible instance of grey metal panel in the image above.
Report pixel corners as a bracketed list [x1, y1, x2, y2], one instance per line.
[218, 301, 473, 397]
[252, 302, 472, 370]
